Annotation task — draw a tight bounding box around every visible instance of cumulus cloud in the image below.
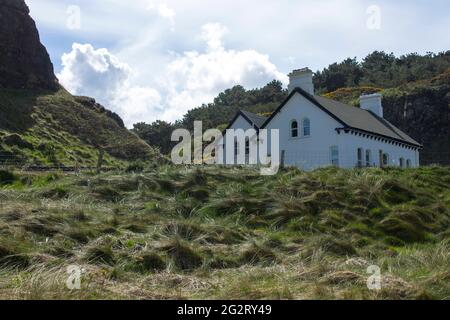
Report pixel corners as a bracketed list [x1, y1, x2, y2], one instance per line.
[159, 22, 288, 120]
[58, 43, 130, 100]
[57, 23, 287, 126]
[58, 43, 162, 127]
[201, 23, 228, 51]
[145, 0, 176, 27]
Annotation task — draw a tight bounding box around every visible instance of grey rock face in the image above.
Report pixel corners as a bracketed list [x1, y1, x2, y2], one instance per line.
[0, 0, 58, 90]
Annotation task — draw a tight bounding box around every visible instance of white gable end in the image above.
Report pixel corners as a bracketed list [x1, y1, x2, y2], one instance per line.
[219, 68, 421, 170]
[265, 92, 343, 170]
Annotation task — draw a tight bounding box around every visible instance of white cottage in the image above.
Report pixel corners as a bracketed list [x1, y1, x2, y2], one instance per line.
[220, 68, 422, 170]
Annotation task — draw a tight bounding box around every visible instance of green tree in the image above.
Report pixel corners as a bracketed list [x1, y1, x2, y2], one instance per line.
[132, 120, 176, 154]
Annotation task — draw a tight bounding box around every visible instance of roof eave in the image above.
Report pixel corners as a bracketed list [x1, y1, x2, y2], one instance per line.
[337, 126, 423, 149]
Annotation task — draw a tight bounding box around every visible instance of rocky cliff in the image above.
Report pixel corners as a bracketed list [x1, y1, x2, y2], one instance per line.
[325, 70, 450, 165]
[0, 0, 160, 165]
[0, 0, 58, 90]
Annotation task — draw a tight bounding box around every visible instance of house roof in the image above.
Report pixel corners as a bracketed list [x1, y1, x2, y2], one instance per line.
[260, 87, 422, 148]
[240, 110, 268, 128]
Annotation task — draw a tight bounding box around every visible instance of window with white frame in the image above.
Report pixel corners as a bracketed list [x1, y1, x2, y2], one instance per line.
[399, 157, 405, 168]
[357, 148, 363, 167]
[382, 153, 389, 166]
[302, 118, 311, 137]
[291, 120, 298, 138]
[365, 150, 372, 167]
[406, 159, 412, 168]
[330, 146, 339, 166]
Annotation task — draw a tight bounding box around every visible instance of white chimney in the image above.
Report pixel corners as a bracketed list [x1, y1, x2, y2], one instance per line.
[360, 93, 383, 118]
[288, 68, 314, 95]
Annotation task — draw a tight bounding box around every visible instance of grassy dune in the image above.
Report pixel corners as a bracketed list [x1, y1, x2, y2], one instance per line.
[0, 88, 158, 167]
[0, 166, 449, 300]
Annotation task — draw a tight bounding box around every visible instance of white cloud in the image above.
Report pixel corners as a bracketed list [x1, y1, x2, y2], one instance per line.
[159, 23, 288, 121]
[201, 23, 228, 52]
[57, 23, 287, 126]
[146, 0, 176, 26]
[48, 0, 450, 128]
[58, 43, 162, 127]
[58, 43, 130, 100]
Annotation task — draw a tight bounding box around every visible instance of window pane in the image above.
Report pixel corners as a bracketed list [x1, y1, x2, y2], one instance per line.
[303, 118, 310, 136]
[331, 146, 339, 166]
[383, 153, 389, 166]
[291, 121, 298, 138]
[357, 148, 363, 167]
[366, 150, 371, 166]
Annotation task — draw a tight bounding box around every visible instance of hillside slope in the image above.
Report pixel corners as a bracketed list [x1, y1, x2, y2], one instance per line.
[325, 69, 450, 165]
[135, 69, 450, 165]
[0, 87, 158, 166]
[0, 166, 448, 299]
[0, 0, 159, 166]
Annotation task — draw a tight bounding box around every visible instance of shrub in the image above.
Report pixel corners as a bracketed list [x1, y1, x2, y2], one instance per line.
[134, 252, 166, 273]
[379, 217, 426, 243]
[0, 244, 29, 268]
[40, 186, 69, 199]
[163, 222, 204, 241]
[65, 228, 95, 244]
[0, 170, 17, 185]
[382, 180, 416, 204]
[185, 187, 210, 201]
[240, 243, 278, 265]
[319, 236, 357, 256]
[164, 240, 203, 271]
[124, 224, 147, 233]
[23, 220, 58, 237]
[125, 161, 145, 173]
[85, 246, 115, 265]
[92, 186, 122, 202]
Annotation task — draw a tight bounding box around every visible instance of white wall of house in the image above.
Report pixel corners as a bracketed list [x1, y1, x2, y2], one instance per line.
[217, 114, 258, 165]
[265, 93, 341, 170]
[337, 132, 419, 168]
[218, 72, 420, 170]
[261, 92, 419, 170]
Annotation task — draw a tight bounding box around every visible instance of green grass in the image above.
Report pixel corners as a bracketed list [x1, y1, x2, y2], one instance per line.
[0, 166, 449, 300]
[0, 88, 161, 166]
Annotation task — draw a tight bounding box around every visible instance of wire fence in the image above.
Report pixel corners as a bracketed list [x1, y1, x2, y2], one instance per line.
[0, 154, 113, 172]
[221, 149, 449, 170]
[0, 151, 448, 173]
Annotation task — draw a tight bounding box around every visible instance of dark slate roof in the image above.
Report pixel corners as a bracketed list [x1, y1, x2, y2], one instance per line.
[240, 110, 268, 128]
[261, 87, 421, 148]
[314, 95, 420, 146]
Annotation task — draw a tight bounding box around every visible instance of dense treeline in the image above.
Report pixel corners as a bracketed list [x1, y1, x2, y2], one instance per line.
[314, 51, 450, 93]
[132, 81, 287, 154]
[133, 51, 450, 155]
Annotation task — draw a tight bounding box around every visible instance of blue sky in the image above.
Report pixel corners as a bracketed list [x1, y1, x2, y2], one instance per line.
[27, 0, 450, 126]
